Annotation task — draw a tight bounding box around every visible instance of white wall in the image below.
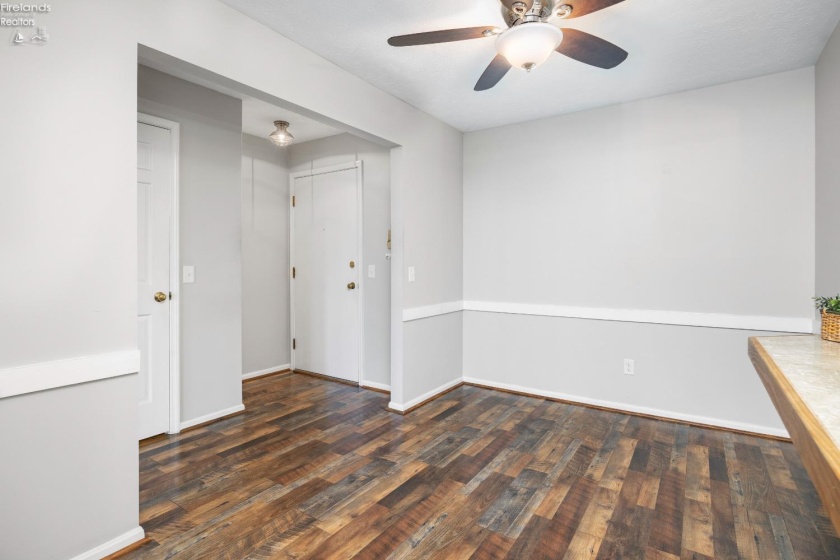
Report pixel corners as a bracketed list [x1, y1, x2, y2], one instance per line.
[138, 65, 244, 424]
[817, 22, 840, 298]
[0, 1, 462, 555]
[0, 6, 142, 557]
[395, 128, 465, 404]
[463, 68, 816, 435]
[464, 314, 788, 435]
[465, 68, 815, 317]
[241, 134, 291, 377]
[404, 312, 464, 406]
[0, 376, 138, 560]
[288, 133, 392, 388]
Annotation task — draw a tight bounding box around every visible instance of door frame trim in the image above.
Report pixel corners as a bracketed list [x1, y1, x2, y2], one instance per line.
[289, 160, 364, 385]
[137, 112, 181, 434]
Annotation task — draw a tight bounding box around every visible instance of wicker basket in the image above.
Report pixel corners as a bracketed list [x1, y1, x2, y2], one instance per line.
[820, 310, 840, 343]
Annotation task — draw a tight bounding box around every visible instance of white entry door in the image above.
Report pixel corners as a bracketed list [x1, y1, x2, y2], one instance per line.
[292, 163, 362, 383]
[137, 119, 174, 439]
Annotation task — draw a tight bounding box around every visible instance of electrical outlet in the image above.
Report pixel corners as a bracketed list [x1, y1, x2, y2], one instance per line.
[368, 265, 375, 279]
[408, 266, 416, 283]
[623, 359, 634, 375]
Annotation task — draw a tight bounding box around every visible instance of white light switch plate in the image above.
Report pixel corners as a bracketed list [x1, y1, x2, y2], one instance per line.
[368, 265, 375, 278]
[408, 266, 415, 283]
[183, 265, 195, 284]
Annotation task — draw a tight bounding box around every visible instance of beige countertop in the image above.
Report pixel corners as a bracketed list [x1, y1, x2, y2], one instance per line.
[749, 334, 840, 532]
[754, 335, 840, 447]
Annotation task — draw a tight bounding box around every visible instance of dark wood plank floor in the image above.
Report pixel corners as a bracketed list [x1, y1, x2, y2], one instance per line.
[125, 372, 840, 559]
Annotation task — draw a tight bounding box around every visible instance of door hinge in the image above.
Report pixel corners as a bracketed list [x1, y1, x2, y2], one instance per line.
[292, 266, 296, 279]
[291, 195, 295, 207]
[292, 338, 296, 350]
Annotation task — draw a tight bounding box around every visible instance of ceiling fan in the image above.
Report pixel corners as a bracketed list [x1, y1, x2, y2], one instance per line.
[387, 0, 628, 91]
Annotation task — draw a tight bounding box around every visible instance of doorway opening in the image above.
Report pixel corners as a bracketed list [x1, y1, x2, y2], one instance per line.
[240, 113, 393, 391]
[135, 48, 396, 443]
[237, 81, 392, 392]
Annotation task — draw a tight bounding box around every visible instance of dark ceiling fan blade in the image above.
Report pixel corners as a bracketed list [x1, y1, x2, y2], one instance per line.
[563, 0, 626, 19]
[475, 54, 512, 91]
[556, 28, 628, 69]
[388, 26, 497, 47]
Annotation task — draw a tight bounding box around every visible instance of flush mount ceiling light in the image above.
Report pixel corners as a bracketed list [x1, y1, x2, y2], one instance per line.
[269, 120, 294, 147]
[387, 0, 628, 91]
[495, 23, 564, 72]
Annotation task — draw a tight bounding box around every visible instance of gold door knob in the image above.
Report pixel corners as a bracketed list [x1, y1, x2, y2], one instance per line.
[347, 282, 356, 290]
[154, 291, 167, 302]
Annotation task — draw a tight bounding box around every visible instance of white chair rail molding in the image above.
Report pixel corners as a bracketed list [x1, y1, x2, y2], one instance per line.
[402, 300, 813, 333]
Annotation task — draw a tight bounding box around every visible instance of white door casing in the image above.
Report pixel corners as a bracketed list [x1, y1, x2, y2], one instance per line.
[291, 162, 363, 384]
[137, 114, 180, 439]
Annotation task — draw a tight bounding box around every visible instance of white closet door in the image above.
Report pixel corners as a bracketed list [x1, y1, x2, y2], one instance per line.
[137, 121, 173, 439]
[292, 166, 360, 383]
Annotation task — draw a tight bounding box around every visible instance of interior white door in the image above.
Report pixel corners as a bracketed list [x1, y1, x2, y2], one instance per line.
[137, 121, 172, 439]
[293, 166, 360, 383]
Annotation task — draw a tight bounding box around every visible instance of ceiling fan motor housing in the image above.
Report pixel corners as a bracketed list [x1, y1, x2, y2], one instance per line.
[503, 0, 555, 27]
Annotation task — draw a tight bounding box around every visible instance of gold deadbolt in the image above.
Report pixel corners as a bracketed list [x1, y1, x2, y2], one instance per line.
[347, 282, 356, 290]
[154, 291, 167, 303]
[349, 261, 355, 268]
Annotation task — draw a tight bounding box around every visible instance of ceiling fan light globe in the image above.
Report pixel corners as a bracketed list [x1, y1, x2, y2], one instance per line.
[495, 23, 563, 71]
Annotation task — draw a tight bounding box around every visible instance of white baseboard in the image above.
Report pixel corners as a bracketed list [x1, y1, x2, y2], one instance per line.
[389, 377, 463, 412]
[360, 380, 391, 392]
[462, 376, 789, 439]
[0, 350, 140, 400]
[180, 404, 245, 430]
[242, 364, 290, 381]
[68, 526, 145, 560]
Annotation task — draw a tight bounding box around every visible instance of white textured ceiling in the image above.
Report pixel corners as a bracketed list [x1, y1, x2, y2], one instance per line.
[220, 0, 840, 132]
[241, 96, 341, 143]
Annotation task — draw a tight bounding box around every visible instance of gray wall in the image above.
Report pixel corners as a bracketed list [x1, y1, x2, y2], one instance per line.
[0, 376, 138, 560]
[241, 134, 291, 375]
[138, 65, 244, 423]
[288, 133, 392, 388]
[817, 22, 840, 299]
[404, 312, 463, 400]
[464, 68, 815, 317]
[464, 314, 786, 432]
[462, 68, 816, 434]
[396, 129, 465, 403]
